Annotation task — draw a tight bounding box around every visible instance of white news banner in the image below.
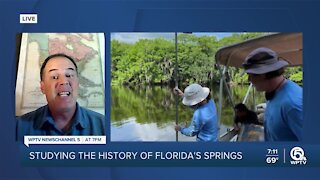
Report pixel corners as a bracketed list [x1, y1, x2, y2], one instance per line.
[24, 136, 106, 147]
[20, 14, 38, 24]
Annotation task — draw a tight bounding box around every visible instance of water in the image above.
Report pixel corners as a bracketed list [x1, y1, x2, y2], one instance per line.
[111, 85, 265, 141]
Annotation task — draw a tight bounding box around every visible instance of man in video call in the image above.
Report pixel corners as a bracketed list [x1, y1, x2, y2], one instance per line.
[16, 53, 105, 141]
[242, 47, 303, 141]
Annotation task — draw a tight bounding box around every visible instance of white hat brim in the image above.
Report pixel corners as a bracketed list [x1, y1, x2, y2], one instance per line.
[182, 87, 210, 106]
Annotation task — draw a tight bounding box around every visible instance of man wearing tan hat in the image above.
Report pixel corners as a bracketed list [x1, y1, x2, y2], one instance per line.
[243, 47, 303, 141]
[174, 84, 218, 142]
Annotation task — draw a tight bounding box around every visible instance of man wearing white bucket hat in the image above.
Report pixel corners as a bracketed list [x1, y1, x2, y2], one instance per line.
[243, 47, 302, 141]
[174, 84, 218, 142]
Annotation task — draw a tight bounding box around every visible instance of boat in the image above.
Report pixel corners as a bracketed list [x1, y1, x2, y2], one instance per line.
[216, 32, 303, 141]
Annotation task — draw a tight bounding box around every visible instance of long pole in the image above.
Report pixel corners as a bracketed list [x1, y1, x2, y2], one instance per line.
[242, 83, 253, 104]
[175, 32, 179, 142]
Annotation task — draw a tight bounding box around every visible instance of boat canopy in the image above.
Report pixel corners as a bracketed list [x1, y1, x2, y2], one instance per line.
[215, 32, 302, 68]
[216, 32, 302, 141]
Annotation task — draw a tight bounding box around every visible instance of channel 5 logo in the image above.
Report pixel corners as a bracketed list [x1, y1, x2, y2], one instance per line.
[290, 147, 307, 165]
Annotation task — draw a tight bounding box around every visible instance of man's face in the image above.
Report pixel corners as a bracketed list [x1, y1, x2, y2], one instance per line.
[40, 57, 79, 113]
[248, 73, 268, 91]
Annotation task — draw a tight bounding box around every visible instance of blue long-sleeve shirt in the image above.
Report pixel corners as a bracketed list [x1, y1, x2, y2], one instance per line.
[180, 99, 218, 142]
[264, 80, 303, 141]
[16, 103, 105, 141]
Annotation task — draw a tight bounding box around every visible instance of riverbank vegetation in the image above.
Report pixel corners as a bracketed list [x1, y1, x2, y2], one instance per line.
[111, 33, 302, 86]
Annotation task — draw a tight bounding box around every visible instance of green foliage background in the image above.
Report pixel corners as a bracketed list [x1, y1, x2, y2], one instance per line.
[111, 33, 303, 86]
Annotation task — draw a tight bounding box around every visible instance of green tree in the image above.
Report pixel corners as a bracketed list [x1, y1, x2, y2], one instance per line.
[111, 33, 302, 86]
